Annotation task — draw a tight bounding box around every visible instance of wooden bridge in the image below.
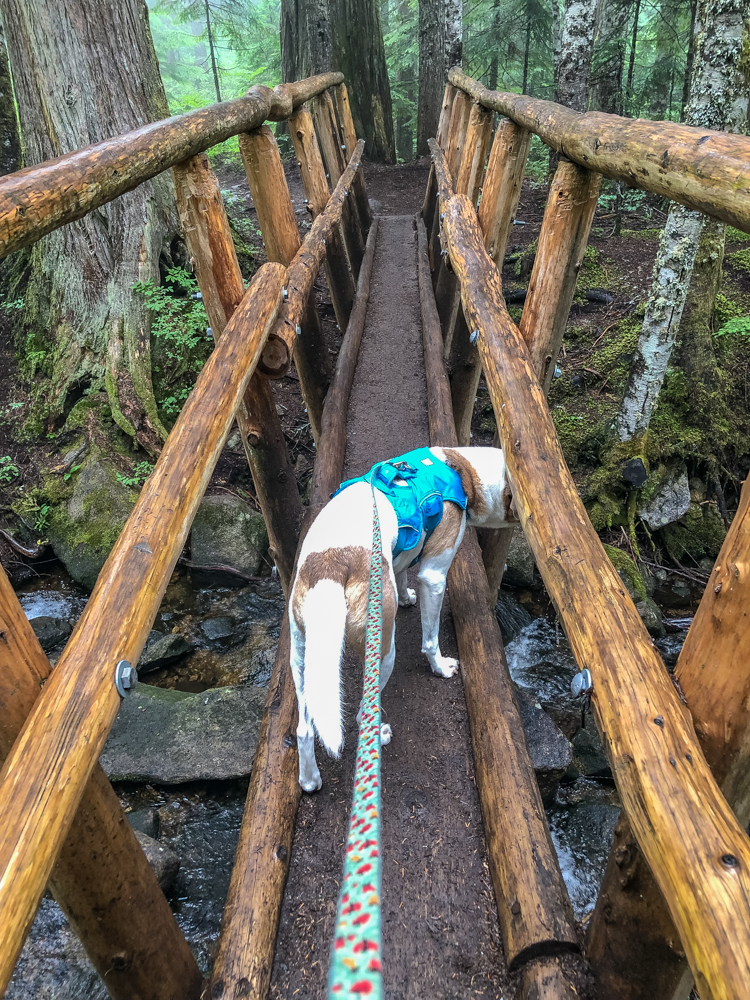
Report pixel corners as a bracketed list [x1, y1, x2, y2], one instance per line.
[0, 67, 748, 1000]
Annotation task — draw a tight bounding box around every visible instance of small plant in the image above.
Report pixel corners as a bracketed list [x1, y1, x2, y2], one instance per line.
[34, 504, 50, 532]
[714, 316, 750, 339]
[133, 267, 209, 362]
[116, 461, 154, 488]
[0, 456, 19, 483]
[0, 297, 24, 313]
[63, 464, 82, 482]
[161, 386, 192, 416]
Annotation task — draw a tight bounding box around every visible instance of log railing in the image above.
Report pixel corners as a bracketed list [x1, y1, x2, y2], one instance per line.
[0, 71, 372, 999]
[426, 76, 750, 1000]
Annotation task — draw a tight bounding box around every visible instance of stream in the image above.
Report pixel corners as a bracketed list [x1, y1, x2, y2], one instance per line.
[6, 565, 692, 998]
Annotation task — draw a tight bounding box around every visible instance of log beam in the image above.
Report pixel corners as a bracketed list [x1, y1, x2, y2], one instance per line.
[443, 190, 750, 1000]
[208, 219, 379, 1000]
[172, 155, 302, 593]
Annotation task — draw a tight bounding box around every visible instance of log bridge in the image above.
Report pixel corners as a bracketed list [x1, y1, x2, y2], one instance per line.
[0, 66, 748, 1000]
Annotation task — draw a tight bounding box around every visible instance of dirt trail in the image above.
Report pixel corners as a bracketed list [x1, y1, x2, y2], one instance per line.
[269, 216, 509, 999]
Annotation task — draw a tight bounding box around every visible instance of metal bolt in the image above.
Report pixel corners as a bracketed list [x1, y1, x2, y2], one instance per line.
[205, 327, 213, 339]
[115, 660, 138, 698]
[282, 287, 288, 301]
[571, 668, 593, 698]
[440, 212, 445, 221]
[469, 330, 479, 346]
[295, 324, 302, 337]
[190, 291, 203, 300]
[553, 366, 562, 379]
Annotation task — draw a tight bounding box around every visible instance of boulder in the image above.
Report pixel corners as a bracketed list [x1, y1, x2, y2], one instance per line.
[503, 529, 536, 588]
[515, 687, 573, 804]
[190, 494, 269, 577]
[602, 544, 646, 602]
[133, 831, 180, 891]
[138, 632, 194, 674]
[634, 597, 665, 637]
[29, 616, 72, 651]
[101, 683, 266, 784]
[570, 714, 610, 778]
[638, 465, 690, 530]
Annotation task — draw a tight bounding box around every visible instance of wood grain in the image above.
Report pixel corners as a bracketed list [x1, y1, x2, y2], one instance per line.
[477, 118, 531, 269]
[313, 89, 346, 186]
[449, 66, 750, 235]
[0, 264, 285, 995]
[208, 218, 378, 1000]
[333, 83, 372, 236]
[442, 190, 750, 1000]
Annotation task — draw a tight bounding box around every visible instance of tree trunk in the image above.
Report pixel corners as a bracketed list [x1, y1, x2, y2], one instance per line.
[680, 0, 699, 120]
[522, 10, 532, 94]
[445, 0, 463, 69]
[395, 0, 414, 160]
[417, 0, 446, 155]
[552, 0, 563, 93]
[615, 0, 749, 446]
[649, 0, 681, 120]
[1, 0, 179, 453]
[280, 0, 332, 82]
[0, 26, 20, 176]
[589, 0, 630, 113]
[626, 0, 641, 104]
[488, 0, 501, 89]
[204, 0, 222, 102]
[556, 0, 600, 112]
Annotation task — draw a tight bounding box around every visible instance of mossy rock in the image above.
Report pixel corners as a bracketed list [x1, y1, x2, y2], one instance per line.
[47, 451, 136, 589]
[191, 494, 269, 576]
[662, 501, 726, 563]
[602, 544, 647, 602]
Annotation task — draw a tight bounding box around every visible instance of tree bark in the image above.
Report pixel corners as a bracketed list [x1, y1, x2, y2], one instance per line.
[0, 0, 179, 454]
[556, 0, 600, 112]
[280, 0, 332, 81]
[649, 0, 682, 120]
[204, 0, 222, 102]
[445, 0, 463, 69]
[417, 0, 446, 155]
[0, 25, 20, 176]
[615, 0, 749, 445]
[626, 0, 641, 103]
[590, 0, 631, 114]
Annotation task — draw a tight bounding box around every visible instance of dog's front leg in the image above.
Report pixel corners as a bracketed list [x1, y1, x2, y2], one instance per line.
[290, 620, 322, 793]
[395, 567, 417, 607]
[417, 560, 459, 678]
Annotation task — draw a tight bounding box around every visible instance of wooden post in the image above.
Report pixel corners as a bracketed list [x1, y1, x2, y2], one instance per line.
[173, 156, 303, 592]
[0, 568, 202, 1000]
[0, 264, 285, 995]
[238, 124, 331, 441]
[333, 83, 373, 236]
[478, 118, 531, 269]
[208, 220, 379, 1000]
[418, 215, 585, 997]
[289, 105, 356, 331]
[422, 84, 456, 241]
[588, 474, 750, 1000]
[442, 190, 750, 1000]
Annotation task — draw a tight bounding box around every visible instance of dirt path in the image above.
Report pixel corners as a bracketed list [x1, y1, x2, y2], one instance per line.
[269, 217, 510, 1000]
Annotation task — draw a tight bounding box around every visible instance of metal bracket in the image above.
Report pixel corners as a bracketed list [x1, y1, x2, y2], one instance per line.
[115, 660, 138, 698]
[571, 668, 593, 698]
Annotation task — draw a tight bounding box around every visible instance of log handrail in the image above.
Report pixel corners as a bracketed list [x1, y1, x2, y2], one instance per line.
[0, 72, 343, 259]
[430, 156, 750, 995]
[0, 263, 285, 993]
[449, 66, 750, 235]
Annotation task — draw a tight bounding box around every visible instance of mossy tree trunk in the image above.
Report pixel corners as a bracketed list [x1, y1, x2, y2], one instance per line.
[589, 0, 631, 114]
[0, 26, 20, 177]
[556, 0, 600, 112]
[417, 0, 445, 155]
[0, 0, 180, 454]
[615, 0, 749, 446]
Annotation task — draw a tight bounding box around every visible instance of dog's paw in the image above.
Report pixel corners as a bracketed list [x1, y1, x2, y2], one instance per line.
[299, 772, 323, 793]
[431, 656, 459, 678]
[399, 588, 417, 607]
[380, 723, 392, 745]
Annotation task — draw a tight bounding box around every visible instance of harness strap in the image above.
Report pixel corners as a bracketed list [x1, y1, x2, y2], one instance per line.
[328, 486, 384, 998]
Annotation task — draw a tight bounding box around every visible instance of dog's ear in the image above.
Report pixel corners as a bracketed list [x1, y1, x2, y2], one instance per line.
[442, 449, 488, 519]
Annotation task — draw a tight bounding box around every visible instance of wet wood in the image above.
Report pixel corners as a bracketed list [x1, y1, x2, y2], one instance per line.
[588, 473, 750, 1000]
[442, 190, 750, 1000]
[520, 159, 601, 391]
[0, 73, 343, 259]
[449, 66, 750, 235]
[208, 221, 378, 1000]
[333, 83, 372, 236]
[0, 568, 202, 1000]
[0, 263, 285, 995]
[478, 119, 531, 269]
[419, 213, 581, 985]
[289, 104, 356, 332]
[173, 155, 302, 593]
[238, 124, 330, 440]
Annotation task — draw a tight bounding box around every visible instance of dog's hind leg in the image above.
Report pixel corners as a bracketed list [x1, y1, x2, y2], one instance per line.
[395, 567, 417, 607]
[290, 618, 322, 793]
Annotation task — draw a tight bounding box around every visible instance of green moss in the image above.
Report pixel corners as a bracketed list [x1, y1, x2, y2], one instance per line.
[602, 543, 647, 601]
[725, 247, 750, 272]
[575, 245, 611, 298]
[620, 228, 663, 240]
[662, 502, 726, 562]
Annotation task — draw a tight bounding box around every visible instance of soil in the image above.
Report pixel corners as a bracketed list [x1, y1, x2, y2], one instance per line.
[270, 213, 511, 999]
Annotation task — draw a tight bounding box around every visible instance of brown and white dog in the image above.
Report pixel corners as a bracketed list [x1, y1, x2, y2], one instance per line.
[289, 446, 514, 792]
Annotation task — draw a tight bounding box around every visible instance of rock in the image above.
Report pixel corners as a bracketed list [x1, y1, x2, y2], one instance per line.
[663, 500, 727, 562]
[134, 831, 180, 891]
[634, 597, 665, 637]
[503, 529, 536, 587]
[495, 589, 533, 644]
[201, 617, 236, 642]
[570, 714, 610, 778]
[602, 544, 646, 602]
[47, 452, 136, 590]
[506, 618, 581, 737]
[101, 683, 266, 784]
[127, 807, 159, 838]
[515, 687, 573, 804]
[191, 495, 268, 577]
[29, 616, 72, 651]
[622, 457, 647, 487]
[655, 631, 687, 667]
[638, 465, 690, 529]
[138, 632, 194, 674]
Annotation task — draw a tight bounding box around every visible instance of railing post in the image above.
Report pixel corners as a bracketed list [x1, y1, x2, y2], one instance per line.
[173, 154, 303, 593]
[422, 83, 456, 242]
[433, 89, 472, 314]
[333, 82, 373, 235]
[289, 104, 356, 331]
[478, 119, 531, 270]
[238, 124, 331, 441]
[587, 473, 750, 1000]
[0, 567, 202, 1000]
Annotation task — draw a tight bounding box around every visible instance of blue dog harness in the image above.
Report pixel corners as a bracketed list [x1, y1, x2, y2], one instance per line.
[333, 447, 468, 561]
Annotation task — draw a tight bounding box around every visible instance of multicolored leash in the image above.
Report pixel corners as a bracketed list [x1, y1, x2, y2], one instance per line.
[328, 485, 384, 998]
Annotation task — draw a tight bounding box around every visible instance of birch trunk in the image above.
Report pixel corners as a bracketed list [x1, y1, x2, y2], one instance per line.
[445, 0, 463, 69]
[417, 0, 445, 155]
[0, 0, 178, 453]
[615, 0, 750, 444]
[556, 0, 600, 112]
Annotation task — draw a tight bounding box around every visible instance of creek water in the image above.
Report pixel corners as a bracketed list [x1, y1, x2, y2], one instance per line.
[5, 566, 691, 997]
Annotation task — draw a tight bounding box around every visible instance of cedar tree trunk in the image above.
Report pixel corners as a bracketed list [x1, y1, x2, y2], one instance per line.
[417, 0, 446, 155]
[0, 0, 179, 453]
[0, 25, 20, 176]
[589, 0, 631, 113]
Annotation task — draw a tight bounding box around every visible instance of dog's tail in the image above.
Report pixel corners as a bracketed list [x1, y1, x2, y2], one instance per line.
[302, 579, 347, 756]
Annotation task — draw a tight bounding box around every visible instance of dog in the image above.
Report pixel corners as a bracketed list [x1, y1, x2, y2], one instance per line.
[289, 446, 515, 792]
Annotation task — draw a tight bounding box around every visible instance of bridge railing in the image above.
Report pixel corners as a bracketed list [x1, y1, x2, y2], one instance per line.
[0, 73, 370, 999]
[426, 74, 750, 1000]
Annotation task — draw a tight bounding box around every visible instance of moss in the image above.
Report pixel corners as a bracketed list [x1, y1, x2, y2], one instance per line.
[725, 247, 750, 272]
[662, 502, 726, 562]
[620, 228, 663, 240]
[602, 543, 647, 601]
[575, 245, 611, 298]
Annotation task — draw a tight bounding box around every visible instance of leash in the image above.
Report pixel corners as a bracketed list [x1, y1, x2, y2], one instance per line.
[328, 484, 384, 998]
